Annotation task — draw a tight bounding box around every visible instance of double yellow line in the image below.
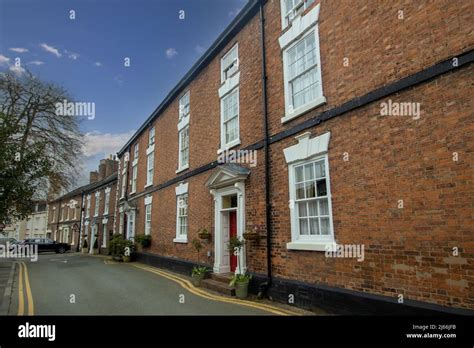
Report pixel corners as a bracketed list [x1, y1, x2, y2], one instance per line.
[17, 262, 34, 316]
[130, 263, 299, 316]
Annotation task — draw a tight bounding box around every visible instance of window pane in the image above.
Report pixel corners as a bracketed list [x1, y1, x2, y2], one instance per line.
[320, 217, 330, 235]
[318, 199, 329, 215]
[307, 200, 317, 216]
[305, 182, 316, 198]
[297, 202, 307, 217]
[309, 218, 319, 235]
[314, 160, 325, 178]
[295, 166, 304, 183]
[295, 183, 305, 199]
[317, 179, 327, 196]
[304, 163, 314, 181]
[299, 219, 309, 235]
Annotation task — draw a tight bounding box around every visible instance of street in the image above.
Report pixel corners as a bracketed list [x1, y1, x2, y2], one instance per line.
[5, 253, 296, 316]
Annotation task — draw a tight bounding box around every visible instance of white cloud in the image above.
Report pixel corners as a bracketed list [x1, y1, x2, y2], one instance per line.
[94, 62, 102, 67]
[64, 49, 79, 60]
[195, 45, 205, 54]
[165, 47, 178, 59]
[0, 54, 10, 66]
[82, 130, 135, 158]
[40, 43, 62, 58]
[9, 47, 29, 53]
[27, 60, 44, 65]
[113, 75, 124, 86]
[9, 65, 26, 75]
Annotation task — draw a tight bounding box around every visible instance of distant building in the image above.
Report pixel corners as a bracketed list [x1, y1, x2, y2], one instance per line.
[3, 202, 48, 240]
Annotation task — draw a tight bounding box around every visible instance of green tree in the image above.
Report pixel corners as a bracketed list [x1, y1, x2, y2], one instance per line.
[0, 71, 83, 223]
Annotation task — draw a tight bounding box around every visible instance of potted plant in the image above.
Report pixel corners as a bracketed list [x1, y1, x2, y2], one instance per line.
[135, 234, 152, 252]
[197, 228, 211, 240]
[228, 236, 251, 299]
[92, 234, 99, 254]
[122, 239, 134, 262]
[81, 238, 88, 253]
[110, 234, 125, 261]
[191, 266, 208, 286]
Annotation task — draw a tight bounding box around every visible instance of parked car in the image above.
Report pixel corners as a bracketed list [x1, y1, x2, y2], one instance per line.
[20, 238, 70, 253]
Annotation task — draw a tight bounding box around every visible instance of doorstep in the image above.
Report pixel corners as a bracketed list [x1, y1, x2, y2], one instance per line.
[201, 272, 235, 296]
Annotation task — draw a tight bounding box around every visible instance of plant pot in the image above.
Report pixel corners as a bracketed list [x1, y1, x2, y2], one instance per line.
[234, 279, 249, 299]
[192, 273, 205, 287]
[123, 255, 131, 262]
[93, 249, 99, 255]
[113, 255, 122, 261]
[81, 248, 88, 253]
[198, 233, 211, 240]
[243, 232, 258, 241]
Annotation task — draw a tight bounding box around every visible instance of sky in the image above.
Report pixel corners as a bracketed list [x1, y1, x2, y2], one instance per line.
[0, 0, 247, 188]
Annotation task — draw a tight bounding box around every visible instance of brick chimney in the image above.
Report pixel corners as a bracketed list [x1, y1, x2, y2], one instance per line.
[89, 171, 99, 183]
[98, 160, 106, 181]
[104, 155, 118, 177]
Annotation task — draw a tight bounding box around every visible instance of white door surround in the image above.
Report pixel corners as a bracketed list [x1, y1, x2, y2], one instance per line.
[125, 210, 136, 240]
[206, 164, 250, 275]
[89, 224, 97, 254]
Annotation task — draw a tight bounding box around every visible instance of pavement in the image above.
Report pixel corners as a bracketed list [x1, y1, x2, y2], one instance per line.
[7, 252, 305, 316]
[0, 261, 15, 314]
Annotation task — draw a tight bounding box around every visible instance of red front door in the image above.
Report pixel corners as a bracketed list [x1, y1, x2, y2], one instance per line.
[229, 211, 237, 272]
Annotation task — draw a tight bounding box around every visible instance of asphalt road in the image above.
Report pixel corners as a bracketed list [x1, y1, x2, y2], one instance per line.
[8, 253, 281, 315]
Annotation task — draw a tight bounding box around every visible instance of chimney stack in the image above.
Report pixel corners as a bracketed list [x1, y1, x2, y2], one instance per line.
[104, 157, 119, 177]
[98, 160, 106, 181]
[89, 171, 99, 183]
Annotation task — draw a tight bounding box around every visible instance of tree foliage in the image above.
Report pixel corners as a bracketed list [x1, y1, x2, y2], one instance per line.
[0, 71, 83, 223]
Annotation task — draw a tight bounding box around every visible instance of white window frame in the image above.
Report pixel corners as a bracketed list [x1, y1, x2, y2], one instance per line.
[104, 189, 110, 215]
[148, 126, 155, 146]
[51, 207, 56, 222]
[220, 43, 239, 83]
[285, 132, 334, 251]
[281, 26, 325, 123]
[102, 224, 107, 248]
[179, 91, 190, 121]
[134, 143, 139, 160]
[121, 173, 127, 198]
[220, 87, 240, 150]
[65, 206, 69, 221]
[146, 152, 154, 187]
[177, 125, 190, 172]
[280, 0, 315, 29]
[145, 203, 152, 236]
[86, 196, 91, 218]
[174, 183, 188, 243]
[131, 164, 138, 193]
[94, 192, 100, 217]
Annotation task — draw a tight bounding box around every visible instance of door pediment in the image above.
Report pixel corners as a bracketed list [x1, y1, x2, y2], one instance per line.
[205, 164, 250, 190]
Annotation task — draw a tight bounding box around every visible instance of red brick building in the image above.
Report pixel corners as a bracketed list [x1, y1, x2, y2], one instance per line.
[110, 0, 473, 314]
[47, 158, 118, 254]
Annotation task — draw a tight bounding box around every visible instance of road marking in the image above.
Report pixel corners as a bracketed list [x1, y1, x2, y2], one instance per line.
[22, 262, 34, 315]
[17, 262, 24, 316]
[130, 263, 299, 316]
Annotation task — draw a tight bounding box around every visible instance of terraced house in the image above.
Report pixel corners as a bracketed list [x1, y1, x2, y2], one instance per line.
[47, 157, 118, 252]
[40, 0, 470, 315]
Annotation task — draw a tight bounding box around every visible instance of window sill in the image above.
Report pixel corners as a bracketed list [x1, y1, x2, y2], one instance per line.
[173, 237, 188, 244]
[130, 190, 136, 195]
[218, 139, 241, 154]
[144, 183, 153, 189]
[176, 165, 189, 174]
[287, 241, 333, 251]
[281, 96, 326, 124]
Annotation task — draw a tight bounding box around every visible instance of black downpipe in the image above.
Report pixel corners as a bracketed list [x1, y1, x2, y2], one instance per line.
[257, 1, 272, 299]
